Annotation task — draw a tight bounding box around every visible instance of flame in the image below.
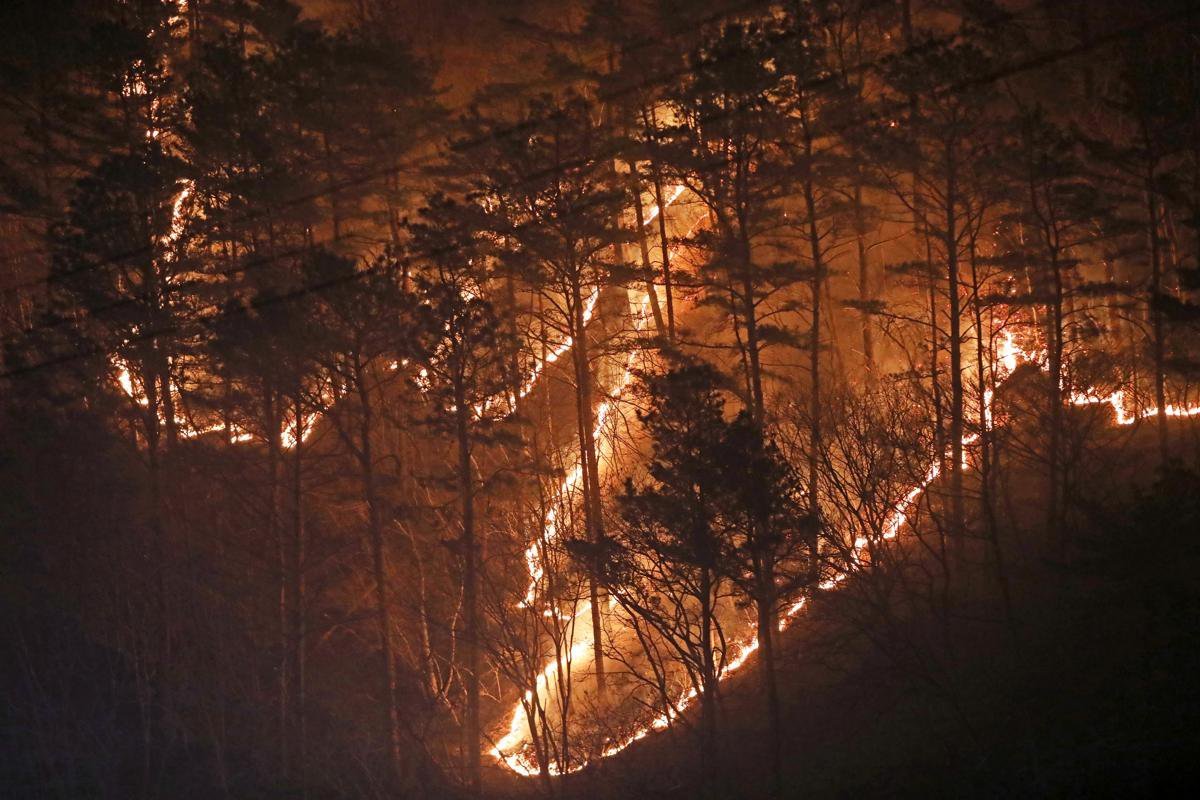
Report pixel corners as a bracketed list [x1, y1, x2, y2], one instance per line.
[105, 92, 1200, 777]
[113, 164, 330, 449]
[493, 286, 658, 775]
[492, 190, 690, 775]
[997, 330, 1021, 375]
[281, 409, 319, 450]
[115, 139, 1194, 776]
[643, 185, 684, 227]
[995, 330, 1200, 425]
[514, 185, 684, 606]
[162, 181, 193, 252]
[490, 614, 596, 774]
[116, 361, 145, 406]
[1068, 388, 1200, 425]
[495, 315, 1200, 777]
[110, 112, 1197, 781]
[516, 289, 601, 402]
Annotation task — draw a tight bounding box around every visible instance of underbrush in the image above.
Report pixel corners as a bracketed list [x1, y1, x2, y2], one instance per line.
[553, 424, 1200, 799]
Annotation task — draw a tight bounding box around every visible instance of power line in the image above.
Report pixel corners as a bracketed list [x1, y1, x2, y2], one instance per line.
[0, 0, 1044, 297]
[0, 0, 779, 295]
[3, 1, 1184, 381]
[1, 0, 1046, 332]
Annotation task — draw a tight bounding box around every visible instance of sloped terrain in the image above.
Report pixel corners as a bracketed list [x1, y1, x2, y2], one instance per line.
[544, 417, 1200, 799]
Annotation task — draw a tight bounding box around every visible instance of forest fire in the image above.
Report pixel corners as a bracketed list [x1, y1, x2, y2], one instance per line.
[1068, 389, 1200, 425]
[492, 316, 1012, 776]
[492, 295, 1200, 777]
[499, 193, 694, 771]
[5, 1, 1200, 798]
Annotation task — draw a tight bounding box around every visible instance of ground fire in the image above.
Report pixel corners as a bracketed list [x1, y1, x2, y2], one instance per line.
[3, 1, 1200, 798]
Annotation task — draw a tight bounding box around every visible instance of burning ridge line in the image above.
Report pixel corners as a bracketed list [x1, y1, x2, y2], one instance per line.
[492, 329, 1200, 777]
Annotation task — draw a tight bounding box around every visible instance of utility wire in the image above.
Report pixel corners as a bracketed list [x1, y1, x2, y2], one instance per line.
[3, 1, 1184, 381]
[0, 0, 781, 292]
[1, 0, 1044, 295]
[1, 0, 1062, 326]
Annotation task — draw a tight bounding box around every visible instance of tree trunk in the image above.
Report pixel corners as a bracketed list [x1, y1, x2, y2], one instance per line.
[738, 222, 766, 424]
[650, 161, 677, 343]
[456, 380, 482, 796]
[854, 177, 877, 384]
[699, 566, 719, 798]
[322, 131, 342, 240]
[945, 156, 966, 549]
[290, 392, 308, 795]
[630, 163, 667, 339]
[1047, 241, 1065, 543]
[970, 246, 1015, 637]
[265, 386, 289, 781]
[1146, 184, 1169, 461]
[140, 372, 167, 800]
[355, 355, 404, 779]
[569, 278, 606, 697]
[904, 0, 946, 472]
[158, 353, 179, 448]
[757, 596, 782, 797]
[801, 136, 824, 578]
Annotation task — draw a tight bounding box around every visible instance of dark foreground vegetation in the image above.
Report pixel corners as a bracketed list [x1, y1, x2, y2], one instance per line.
[4, 0, 1200, 798]
[574, 420, 1200, 799]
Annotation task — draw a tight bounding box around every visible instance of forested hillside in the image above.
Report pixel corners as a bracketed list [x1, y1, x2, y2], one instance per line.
[2, 1, 1199, 797]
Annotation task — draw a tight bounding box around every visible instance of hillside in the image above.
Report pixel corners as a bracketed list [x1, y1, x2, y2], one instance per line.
[546, 415, 1200, 798]
[5, 1, 1200, 797]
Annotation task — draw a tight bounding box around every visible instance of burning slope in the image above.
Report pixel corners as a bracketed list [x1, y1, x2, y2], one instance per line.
[112, 41, 1199, 772]
[490, 326, 1200, 777]
[492, 187, 698, 775]
[111, 162, 696, 778]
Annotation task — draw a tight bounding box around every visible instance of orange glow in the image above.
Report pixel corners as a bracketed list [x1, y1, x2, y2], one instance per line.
[516, 288, 601, 402]
[492, 189, 687, 775]
[997, 329, 1021, 375]
[493, 318, 1199, 778]
[1068, 388, 1200, 425]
